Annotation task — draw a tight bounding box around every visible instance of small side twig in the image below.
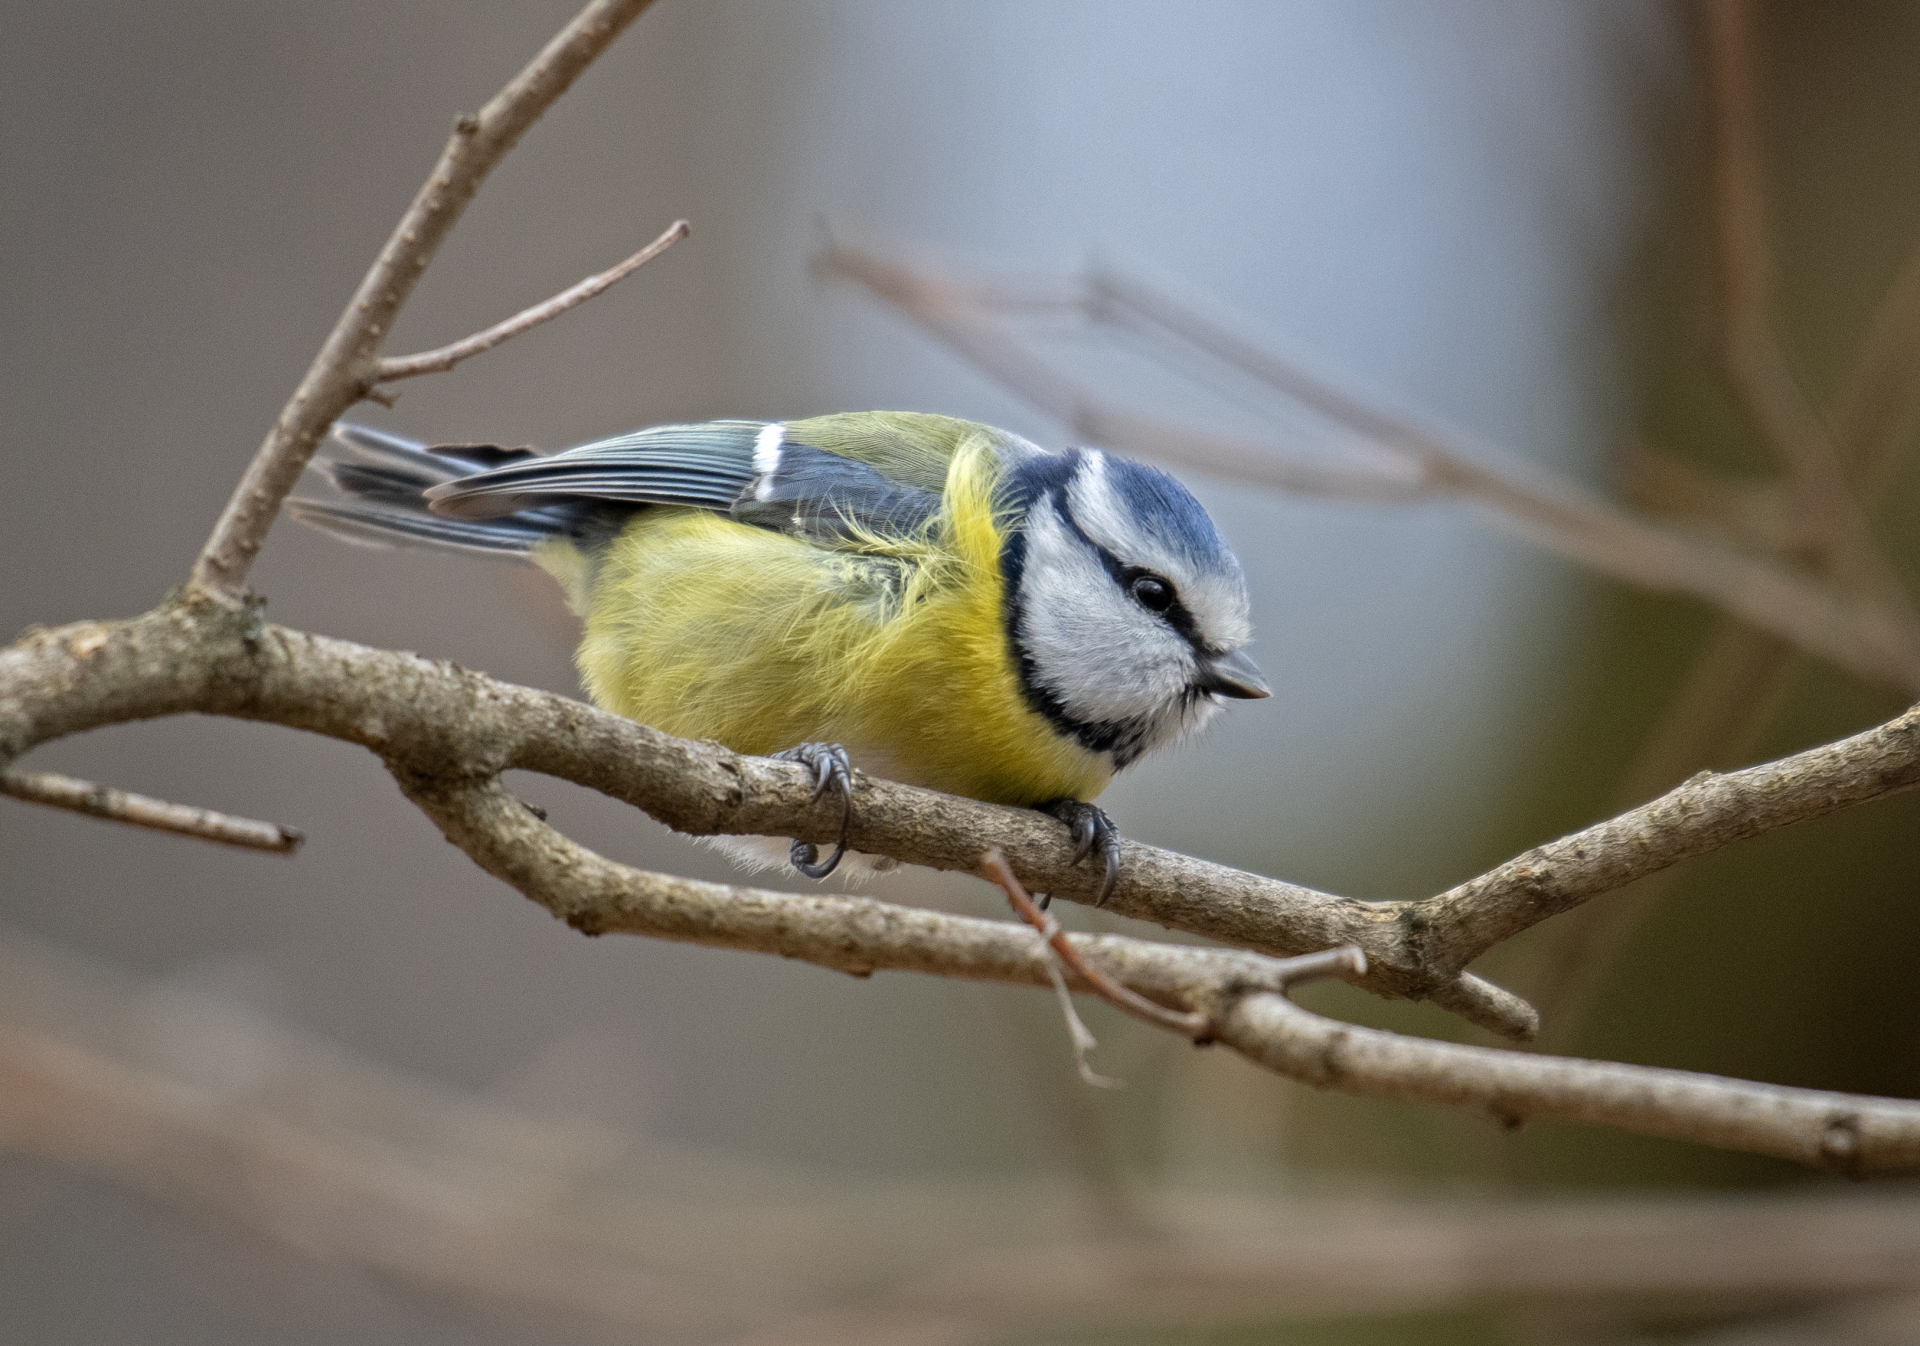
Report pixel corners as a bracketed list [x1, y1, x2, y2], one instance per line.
[186, 0, 656, 607]
[375, 219, 689, 382]
[0, 769, 302, 854]
[982, 848, 1211, 1042]
[1700, 0, 1854, 552]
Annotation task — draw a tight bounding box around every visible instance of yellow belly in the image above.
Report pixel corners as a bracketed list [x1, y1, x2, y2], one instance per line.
[541, 451, 1110, 809]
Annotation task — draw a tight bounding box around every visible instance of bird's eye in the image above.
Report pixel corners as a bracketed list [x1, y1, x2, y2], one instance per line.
[1128, 573, 1174, 614]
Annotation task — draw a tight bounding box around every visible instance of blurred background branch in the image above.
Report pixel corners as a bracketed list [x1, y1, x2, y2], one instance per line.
[3, 926, 1916, 1344]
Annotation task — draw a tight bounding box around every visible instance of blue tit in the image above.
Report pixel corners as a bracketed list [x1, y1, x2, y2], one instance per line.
[290, 411, 1268, 896]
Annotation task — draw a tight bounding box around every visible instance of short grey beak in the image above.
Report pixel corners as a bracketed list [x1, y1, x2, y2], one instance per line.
[1196, 647, 1270, 699]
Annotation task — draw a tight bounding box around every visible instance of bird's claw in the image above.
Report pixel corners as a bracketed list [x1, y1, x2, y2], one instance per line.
[1040, 799, 1122, 907]
[774, 742, 854, 879]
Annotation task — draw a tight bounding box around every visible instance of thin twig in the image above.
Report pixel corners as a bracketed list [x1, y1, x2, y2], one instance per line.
[1502, 5, 1920, 1046]
[1416, 700, 1920, 973]
[981, 848, 1210, 1041]
[819, 244, 1920, 694]
[375, 219, 689, 381]
[1832, 243, 1920, 497]
[0, 769, 302, 854]
[186, 0, 657, 606]
[1700, 0, 1856, 557]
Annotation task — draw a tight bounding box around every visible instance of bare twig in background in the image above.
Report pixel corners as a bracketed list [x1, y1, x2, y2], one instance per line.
[1834, 242, 1920, 496]
[816, 5, 1920, 1063]
[1700, 0, 1857, 562]
[1510, 0, 1920, 1046]
[1668, 1293, 1920, 1346]
[0, 768, 302, 853]
[4, 928, 1919, 1344]
[374, 219, 689, 382]
[185, 0, 658, 607]
[818, 244, 1920, 694]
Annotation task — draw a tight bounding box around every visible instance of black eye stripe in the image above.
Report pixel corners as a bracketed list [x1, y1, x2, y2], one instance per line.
[1046, 488, 1205, 642]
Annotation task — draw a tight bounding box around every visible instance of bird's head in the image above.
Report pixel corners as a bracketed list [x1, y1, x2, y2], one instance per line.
[1001, 448, 1267, 768]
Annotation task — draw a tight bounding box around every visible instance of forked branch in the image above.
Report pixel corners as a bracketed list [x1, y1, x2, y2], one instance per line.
[186, 0, 659, 607]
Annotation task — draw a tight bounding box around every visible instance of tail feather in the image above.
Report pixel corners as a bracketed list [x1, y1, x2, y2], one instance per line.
[290, 423, 603, 557]
[285, 499, 560, 554]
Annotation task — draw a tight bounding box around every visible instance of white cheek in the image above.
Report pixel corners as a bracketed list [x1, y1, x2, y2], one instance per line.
[1018, 508, 1194, 723]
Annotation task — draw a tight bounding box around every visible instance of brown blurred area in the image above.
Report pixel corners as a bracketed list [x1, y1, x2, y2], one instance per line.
[5, 2, 1920, 1343]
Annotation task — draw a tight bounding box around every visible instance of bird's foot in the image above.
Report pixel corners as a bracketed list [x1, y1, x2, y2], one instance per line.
[1039, 799, 1122, 907]
[773, 742, 854, 879]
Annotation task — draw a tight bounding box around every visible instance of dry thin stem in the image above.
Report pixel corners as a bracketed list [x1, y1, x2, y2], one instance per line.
[0, 769, 301, 854]
[982, 848, 1211, 1040]
[185, 0, 656, 606]
[1414, 700, 1920, 972]
[1506, 7, 1920, 1044]
[1833, 242, 1920, 496]
[819, 244, 1920, 694]
[374, 219, 689, 381]
[1700, 0, 1856, 557]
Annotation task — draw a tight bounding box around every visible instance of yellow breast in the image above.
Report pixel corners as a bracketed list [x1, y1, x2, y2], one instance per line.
[541, 439, 1112, 809]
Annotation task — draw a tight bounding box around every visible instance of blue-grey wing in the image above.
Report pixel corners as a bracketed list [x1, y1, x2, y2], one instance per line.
[425, 420, 764, 519]
[425, 419, 942, 545]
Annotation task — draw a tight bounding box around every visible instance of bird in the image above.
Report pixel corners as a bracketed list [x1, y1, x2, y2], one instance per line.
[289, 412, 1269, 900]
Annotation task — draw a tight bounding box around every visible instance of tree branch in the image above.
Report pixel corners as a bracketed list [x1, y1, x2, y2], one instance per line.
[1214, 989, 1920, 1175]
[11, 599, 1920, 1167]
[1417, 702, 1920, 972]
[0, 604, 1516, 1035]
[373, 219, 688, 381]
[318, 757, 1920, 1170]
[185, 0, 656, 607]
[0, 769, 301, 853]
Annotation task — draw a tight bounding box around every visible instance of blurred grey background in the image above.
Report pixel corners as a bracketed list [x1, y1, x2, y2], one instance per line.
[8, 2, 1919, 1343]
